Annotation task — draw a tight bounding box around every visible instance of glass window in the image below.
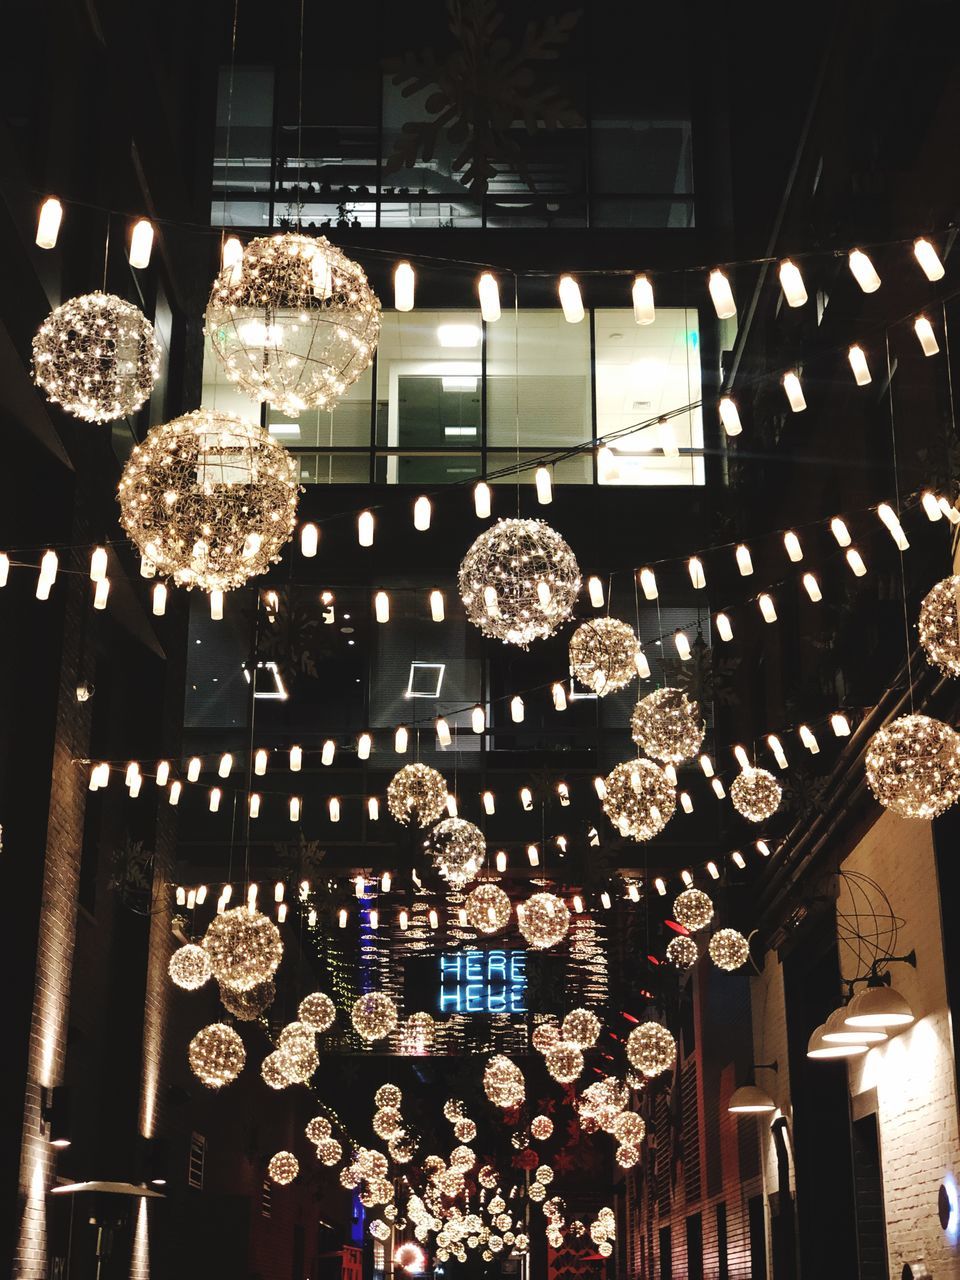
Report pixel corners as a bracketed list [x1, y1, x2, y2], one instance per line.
[594, 307, 704, 486]
[487, 310, 591, 448]
[211, 67, 275, 228]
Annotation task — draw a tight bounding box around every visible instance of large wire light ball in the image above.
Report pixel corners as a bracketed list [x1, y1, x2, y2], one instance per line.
[31, 291, 160, 423]
[202, 907, 283, 991]
[454, 1117, 477, 1143]
[204, 233, 381, 414]
[261, 1051, 293, 1090]
[299, 991, 336, 1032]
[919, 576, 960, 677]
[352, 992, 399, 1042]
[531, 1115, 554, 1140]
[631, 687, 705, 763]
[625, 1022, 676, 1077]
[318, 1137, 343, 1166]
[306, 1115, 332, 1143]
[376, 1083, 403, 1109]
[219, 979, 275, 1021]
[666, 935, 699, 970]
[673, 888, 714, 932]
[612, 1112, 646, 1145]
[387, 763, 449, 827]
[188, 1022, 245, 1088]
[709, 928, 751, 971]
[601, 759, 676, 841]
[426, 818, 485, 887]
[458, 518, 582, 648]
[545, 1043, 584, 1083]
[865, 713, 960, 819]
[118, 409, 299, 593]
[730, 767, 782, 823]
[465, 882, 512, 934]
[562, 1008, 601, 1048]
[483, 1055, 525, 1108]
[517, 892, 571, 950]
[532, 1020, 562, 1053]
[373, 1107, 404, 1140]
[568, 617, 639, 695]
[169, 943, 211, 990]
[267, 1151, 299, 1185]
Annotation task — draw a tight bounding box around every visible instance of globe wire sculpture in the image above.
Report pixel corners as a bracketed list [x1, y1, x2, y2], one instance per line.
[352, 992, 399, 1042]
[202, 907, 283, 992]
[517, 892, 571, 949]
[387, 763, 448, 827]
[465, 882, 512, 934]
[666, 934, 699, 970]
[672, 888, 714, 932]
[730, 767, 782, 823]
[426, 817, 485, 887]
[168, 943, 211, 990]
[483, 1055, 525, 1107]
[865, 713, 960, 819]
[219, 979, 275, 1021]
[918, 575, 960, 677]
[631, 687, 705, 763]
[625, 1021, 676, 1077]
[708, 928, 751, 971]
[188, 1022, 245, 1088]
[204, 233, 381, 414]
[568, 617, 640, 695]
[601, 759, 676, 841]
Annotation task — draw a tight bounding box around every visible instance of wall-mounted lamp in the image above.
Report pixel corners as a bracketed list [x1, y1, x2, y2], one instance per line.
[41, 1085, 71, 1148]
[728, 1061, 778, 1114]
[844, 951, 916, 1031]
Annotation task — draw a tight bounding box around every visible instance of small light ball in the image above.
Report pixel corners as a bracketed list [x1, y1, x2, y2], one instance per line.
[188, 1022, 245, 1088]
[601, 759, 676, 842]
[219, 979, 275, 1021]
[306, 1115, 331, 1143]
[317, 1137, 342, 1166]
[351, 992, 399, 1042]
[865, 713, 960, 819]
[465, 882, 512, 934]
[377, 1083, 403, 1109]
[268, 1151, 299, 1185]
[919, 576, 960, 676]
[561, 1007, 601, 1048]
[483, 1055, 525, 1108]
[709, 928, 751, 971]
[568, 617, 639, 695]
[666, 934, 699, 970]
[672, 888, 714, 932]
[277, 1038, 319, 1084]
[261, 1050, 292, 1090]
[454, 1117, 477, 1143]
[169, 943, 211, 990]
[531, 1115, 554, 1140]
[426, 818, 485, 888]
[400, 1011, 435, 1053]
[388, 1133, 417, 1164]
[612, 1112, 646, 1144]
[626, 1021, 676, 1077]
[387, 763, 449, 827]
[450, 1145, 476, 1171]
[528, 1182, 546, 1203]
[599, 1240, 614, 1257]
[298, 991, 336, 1032]
[630, 687, 705, 763]
[616, 1143, 641, 1168]
[202, 907, 283, 991]
[442, 1098, 464, 1121]
[545, 1043, 584, 1083]
[531, 1020, 563, 1053]
[730, 767, 782, 823]
[517, 892, 570, 950]
[373, 1107, 404, 1139]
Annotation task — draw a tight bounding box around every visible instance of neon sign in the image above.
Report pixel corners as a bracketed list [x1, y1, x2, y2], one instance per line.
[439, 950, 527, 1014]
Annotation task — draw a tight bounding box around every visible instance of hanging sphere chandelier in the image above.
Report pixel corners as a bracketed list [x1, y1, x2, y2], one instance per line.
[465, 882, 512, 934]
[709, 928, 751, 971]
[625, 1021, 676, 1077]
[298, 991, 337, 1032]
[919, 575, 960, 677]
[568, 617, 640, 695]
[32, 292, 161, 423]
[426, 817, 485, 887]
[118, 409, 299, 592]
[630, 687, 705, 763]
[351, 992, 399, 1042]
[672, 888, 714, 932]
[387, 763, 448, 827]
[267, 1151, 299, 1185]
[517, 891, 571, 950]
[865, 713, 960, 818]
[545, 1043, 584, 1083]
[561, 1007, 601, 1048]
[204, 233, 381, 414]
[168, 943, 211, 990]
[458, 518, 581, 647]
[483, 1054, 525, 1107]
[730, 767, 782, 823]
[601, 758, 676, 841]
[202, 907, 283, 992]
[666, 934, 699, 970]
[219, 979, 275, 1021]
[188, 1022, 245, 1088]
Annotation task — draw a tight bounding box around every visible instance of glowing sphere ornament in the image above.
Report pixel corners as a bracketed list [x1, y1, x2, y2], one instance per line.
[465, 882, 512, 934]
[483, 1054, 525, 1107]
[395, 1242, 427, 1274]
[919, 576, 960, 677]
[298, 991, 336, 1032]
[865, 713, 960, 819]
[626, 1021, 676, 1077]
[401, 1011, 435, 1053]
[188, 1022, 245, 1088]
[562, 1008, 601, 1048]
[666, 934, 699, 970]
[202, 907, 283, 991]
[351, 992, 399, 1042]
[32, 292, 160, 423]
[118, 410, 298, 593]
[387, 763, 448, 827]
[672, 888, 714, 932]
[532, 1020, 563, 1052]
[426, 817, 485, 887]
[454, 1117, 477, 1143]
[169, 943, 211, 990]
[261, 1051, 292, 1090]
[317, 1137, 342, 1165]
[267, 1151, 299, 1185]
[568, 617, 640, 695]
[616, 1144, 640, 1168]
[373, 1107, 404, 1139]
[709, 928, 751, 971]
[612, 1112, 646, 1144]
[601, 759, 676, 841]
[204, 233, 381, 414]
[730, 767, 782, 823]
[306, 1115, 332, 1143]
[219, 979, 275, 1021]
[631, 687, 705, 763]
[545, 1043, 584, 1083]
[531, 1115, 554, 1140]
[376, 1083, 403, 1109]
[277, 1038, 319, 1084]
[517, 892, 570, 950]
[458, 518, 581, 647]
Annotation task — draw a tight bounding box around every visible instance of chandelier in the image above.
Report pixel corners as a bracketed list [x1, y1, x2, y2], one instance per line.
[202, 907, 283, 991]
[601, 758, 676, 841]
[730, 767, 782, 822]
[630, 687, 705, 763]
[568, 617, 639, 695]
[426, 817, 485, 887]
[387, 763, 448, 827]
[865, 713, 960, 819]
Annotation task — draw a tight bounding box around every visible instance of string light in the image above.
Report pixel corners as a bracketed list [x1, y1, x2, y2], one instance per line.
[847, 345, 871, 385]
[848, 248, 881, 292]
[321, 739, 335, 765]
[631, 274, 655, 325]
[846, 548, 867, 577]
[778, 259, 807, 307]
[394, 260, 415, 310]
[688, 556, 706, 588]
[784, 530, 803, 561]
[474, 481, 492, 519]
[735, 544, 754, 576]
[510, 696, 524, 722]
[36, 196, 63, 249]
[782, 371, 807, 411]
[437, 716, 453, 745]
[877, 503, 909, 550]
[914, 315, 939, 356]
[799, 724, 820, 753]
[639, 567, 658, 599]
[707, 269, 736, 319]
[674, 631, 692, 660]
[758, 593, 777, 623]
[715, 612, 733, 641]
[558, 275, 585, 323]
[478, 272, 501, 322]
[430, 589, 445, 621]
[552, 682, 567, 711]
[414, 495, 432, 531]
[358, 732, 372, 760]
[768, 735, 788, 768]
[913, 237, 944, 282]
[802, 572, 822, 601]
[535, 467, 553, 505]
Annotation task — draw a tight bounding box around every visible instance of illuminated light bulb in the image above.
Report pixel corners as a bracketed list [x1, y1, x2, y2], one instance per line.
[527, 844, 540, 867]
[783, 371, 807, 412]
[830, 516, 851, 547]
[374, 591, 390, 623]
[222, 884, 233, 904]
[558, 275, 584, 323]
[654, 878, 666, 896]
[445, 793, 458, 817]
[129, 772, 143, 798]
[277, 902, 287, 923]
[708, 269, 736, 319]
[570, 893, 583, 914]
[221, 235, 243, 280]
[735, 544, 753, 576]
[536, 580, 552, 607]
[715, 612, 733, 642]
[847, 345, 871, 386]
[217, 753, 232, 778]
[93, 578, 110, 610]
[175, 886, 186, 906]
[535, 467, 553, 505]
[300, 523, 319, 557]
[474, 481, 491, 519]
[483, 791, 495, 814]
[472, 705, 485, 734]
[601, 891, 612, 909]
[358, 510, 375, 547]
[429, 908, 439, 929]
[783, 530, 803, 562]
[557, 781, 570, 805]
[37, 549, 58, 599]
[594, 776, 607, 800]
[831, 712, 851, 737]
[399, 909, 408, 931]
[756, 840, 771, 857]
[187, 757, 201, 782]
[129, 219, 154, 269]
[688, 557, 706, 589]
[758, 593, 777, 623]
[511, 696, 524, 723]
[802, 572, 822, 602]
[639, 567, 658, 600]
[913, 237, 945, 282]
[584, 575, 601, 608]
[394, 726, 408, 753]
[321, 739, 335, 766]
[169, 780, 182, 805]
[414, 495, 432, 531]
[597, 445, 620, 482]
[307, 907, 317, 927]
[89, 546, 108, 583]
[877, 503, 909, 550]
[152, 582, 167, 616]
[777, 258, 807, 307]
[675, 632, 692, 660]
[156, 761, 170, 787]
[290, 796, 301, 821]
[436, 718, 452, 747]
[478, 272, 501, 322]
[921, 490, 942, 521]
[430, 589, 445, 621]
[338, 907, 348, 929]
[496, 850, 507, 873]
[711, 778, 726, 799]
[125, 761, 141, 788]
[631, 273, 655, 325]
[209, 589, 223, 620]
[731, 850, 746, 869]
[89, 762, 108, 790]
[799, 724, 820, 754]
[36, 197, 63, 249]
[706, 861, 720, 880]
[354, 875, 364, 899]
[940, 497, 960, 524]
[914, 315, 939, 356]
[520, 787, 533, 811]
[483, 584, 499, 616]
[680, 791, 693, 813]
[209, 787, 221, 812]
[358, 732, 372, 760]
[552, 682, 567, 711]
[394, 261, 415, 310]
[848, 248, 881, 293]
[734, 744, 750, 769]
[252, 749, 267, 777]
[627, 881, 641, 901]
[0, 553, 8, 588]
[700, 754, 714, 777]
[635, 648, 651, 679]
[328, 797, 339, 822]
[369, 908, 378, 929]
[381, 871, 392, 893]
[249, 793, 261, 818]
[680, 869, 693, 888]
[273, 880, 284, 904]
[290, 745, 303, 772]
[768, 735, 788, 769]
[845, 548, 867, 577]
[718, 397, 742, 437]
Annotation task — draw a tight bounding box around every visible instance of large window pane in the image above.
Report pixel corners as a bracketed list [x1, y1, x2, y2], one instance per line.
[487, 310, 591, 448]
[211, 67, 275, 228]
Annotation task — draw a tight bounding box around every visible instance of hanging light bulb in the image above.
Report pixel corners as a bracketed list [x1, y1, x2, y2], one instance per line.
[445, 792, 458, 817]
[848, 248, 881, 293]
[558, 275, 584, 323]
[664, 763, 678, 785]
[876, 503, 909, 550]
[756, 840, 771, 857]
[783, 530, 803, 561]
[358, 732, 372, 760]
[635, 647, 651, 678]
[700, 754, 714, 777]
[659, 419, 680, 457]
[675, 631, 692, 660]
[169, 780, 182, 805]
[358, 510, 375, 547]
[414, 495, 432, 530]
[594, 776, 607, 800]
[921, 490, 942, 521]
[207, 589, 223, 621]
[430, 589, 445, 621]
[778, 259, 807, 307]
[680, 791, 693, 813]
[802, 572, 822, 602]
[845, 547, 867, 576]
[37, 549, 58, 599]
[474, 481, 491, 518]
[399, 909, 408, 931]
[152, 582, 167, 616]
[36, 197, 63, 249]
[277, 902, 288, 923]
[89, 546, 108, 583]
[379, 871, 392, 894]
[711, 778, 726, 798]
[831, 713, 851, 737]
[217, 752, 232, 779]
[253, 749, 268, 776]
[354, 875, 365, 900]
[129, 219, 154, 269]
[93, 578, 110, 610]
[394, 725, 408, 753]
[187, 757, 201, 782]
[496, 850, 507, 873]
[782, 371, 807, 412]
[680, 869, 693, 888]
[715, 612, 733, 642]
[734, 744, 750, 769]
[478, 272, 501, 322]
[290, 745, 303, 772]
[471, 705, 485, 734]
[535, 467, 553, 505]
[799, 724, 820, 754]
[718, 397, 742, 437]
[375, 591, 390, 623]
[520, 786, 533, 811]
[939, 497, 960, 524]
[731, 850, 746, 869]
[483, 790, 495, 814]
[338, 907, 348, 929]
[767, 735, 788, 769]
[249, 793, 261, 818]
[557, 781, 570, 805]
[708, 269, 736, 319]
[654, 878, 667, 896]
[156, 761, 170, 787]
[688, 557, 706, 589]
[552, 682, 567, 711]
[300, 523, 319, 557]
[913, 237, 945, 282]
[639, 567, 658, 600]
[285, 795, 298, 821]
[209, 787, 221, 812]
[735, 544, 753, 576]
[511, 696, 524, 723]
[319, 739, 335, 766]
[830, 516, 851, 547]
[436, 717, 452, 747]
[847, 345, 871, 385]
[221, 234, 243, 280]
[913, 315, 939, 356]
[328, 797, 340, 822]
[758, 594, 777, 623]
[394, 261, 415, 310]
[0, 554, 8, 588]
[631, 274, 655, 325]
[527, 844, 540, 867]
[483, 584, 499, 616]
